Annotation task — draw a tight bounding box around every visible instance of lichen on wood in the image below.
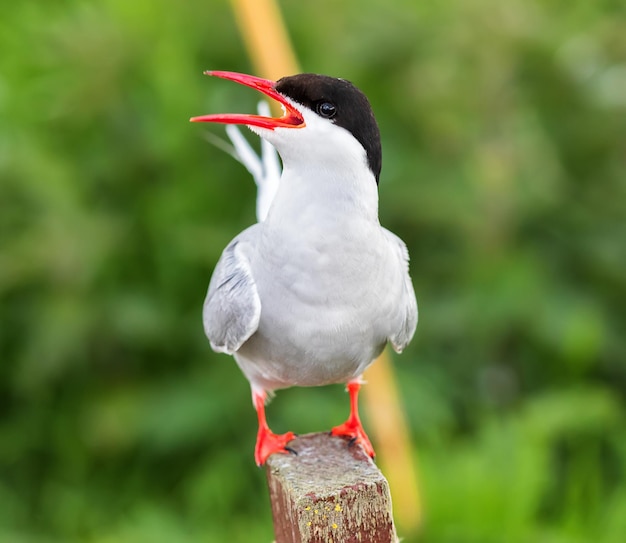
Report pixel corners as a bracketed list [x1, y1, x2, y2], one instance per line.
[266, 432, 398, 543]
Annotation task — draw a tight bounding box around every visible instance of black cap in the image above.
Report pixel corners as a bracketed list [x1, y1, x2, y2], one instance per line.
[275, 74, 382, 184]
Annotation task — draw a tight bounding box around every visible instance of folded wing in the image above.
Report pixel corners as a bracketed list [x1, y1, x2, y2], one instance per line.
[383, 229, 418, 353]
[203, 227, 261, 354]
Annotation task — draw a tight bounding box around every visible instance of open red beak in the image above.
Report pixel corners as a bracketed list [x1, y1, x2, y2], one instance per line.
[190, 71, 305, 130]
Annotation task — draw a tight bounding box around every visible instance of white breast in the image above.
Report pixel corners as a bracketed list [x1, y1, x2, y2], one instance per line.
[233, 164, 406, 391]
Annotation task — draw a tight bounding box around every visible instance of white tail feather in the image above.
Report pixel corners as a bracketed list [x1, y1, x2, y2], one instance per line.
[224, 101, 282, 222]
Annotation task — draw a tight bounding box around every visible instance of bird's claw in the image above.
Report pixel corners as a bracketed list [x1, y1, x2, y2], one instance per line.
[331, 419, 376, 458]
[254, 429, 296, 466]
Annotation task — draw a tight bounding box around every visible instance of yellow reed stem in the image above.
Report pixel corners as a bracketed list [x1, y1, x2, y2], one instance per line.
[229, 0, 300, 78]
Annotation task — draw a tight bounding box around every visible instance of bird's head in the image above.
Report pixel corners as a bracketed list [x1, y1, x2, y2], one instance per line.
[191, 71, 382, 184]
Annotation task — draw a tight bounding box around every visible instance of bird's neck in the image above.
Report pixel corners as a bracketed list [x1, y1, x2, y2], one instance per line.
[266, 160, 380, 228]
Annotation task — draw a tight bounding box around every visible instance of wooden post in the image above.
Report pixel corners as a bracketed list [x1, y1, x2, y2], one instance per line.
[266, 433, 398, 543]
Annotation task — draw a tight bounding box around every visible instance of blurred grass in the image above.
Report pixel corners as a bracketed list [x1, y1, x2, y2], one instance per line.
[1, 0, 625, 541]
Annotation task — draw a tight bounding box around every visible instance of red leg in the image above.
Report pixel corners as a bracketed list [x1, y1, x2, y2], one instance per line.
[331, 380, 375, 458]
[253, 389, 295, 466]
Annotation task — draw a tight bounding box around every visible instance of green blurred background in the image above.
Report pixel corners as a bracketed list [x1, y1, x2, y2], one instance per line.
[1, 0, 625, 541]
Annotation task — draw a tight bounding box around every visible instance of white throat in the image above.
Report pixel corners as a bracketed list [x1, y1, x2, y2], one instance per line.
[254, 103, 381, 226]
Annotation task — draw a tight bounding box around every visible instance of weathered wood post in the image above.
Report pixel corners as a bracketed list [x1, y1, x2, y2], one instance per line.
[266, 433, 397, 543]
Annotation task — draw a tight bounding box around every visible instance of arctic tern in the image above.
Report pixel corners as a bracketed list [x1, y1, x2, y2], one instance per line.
[191, 71, 417, 465]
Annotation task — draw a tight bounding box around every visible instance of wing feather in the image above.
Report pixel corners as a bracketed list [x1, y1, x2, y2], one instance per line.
[383, 229, 418, 353]
[203, 227, 261, 354]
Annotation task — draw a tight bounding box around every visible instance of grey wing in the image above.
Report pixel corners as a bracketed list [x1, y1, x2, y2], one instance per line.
[203, 227, 261, 355]
[383, 229, 418, 353]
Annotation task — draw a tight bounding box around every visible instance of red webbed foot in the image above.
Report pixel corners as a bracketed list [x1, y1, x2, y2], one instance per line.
[331, 380, 375, 458]
[331, 417, 375, 458]
[253, 388, 296, 466]
[254, 426, 296, 466]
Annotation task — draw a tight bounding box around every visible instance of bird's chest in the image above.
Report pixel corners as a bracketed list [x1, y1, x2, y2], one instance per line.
[254, 218, 383, 310]
[242, 222, 389, 386]
[248, 221, 389, 369]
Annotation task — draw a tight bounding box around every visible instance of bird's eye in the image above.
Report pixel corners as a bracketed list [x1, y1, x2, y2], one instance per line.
[316, 101, 336, 119]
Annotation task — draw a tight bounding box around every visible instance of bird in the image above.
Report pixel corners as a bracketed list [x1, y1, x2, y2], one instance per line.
[191, 71, 418, 466]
